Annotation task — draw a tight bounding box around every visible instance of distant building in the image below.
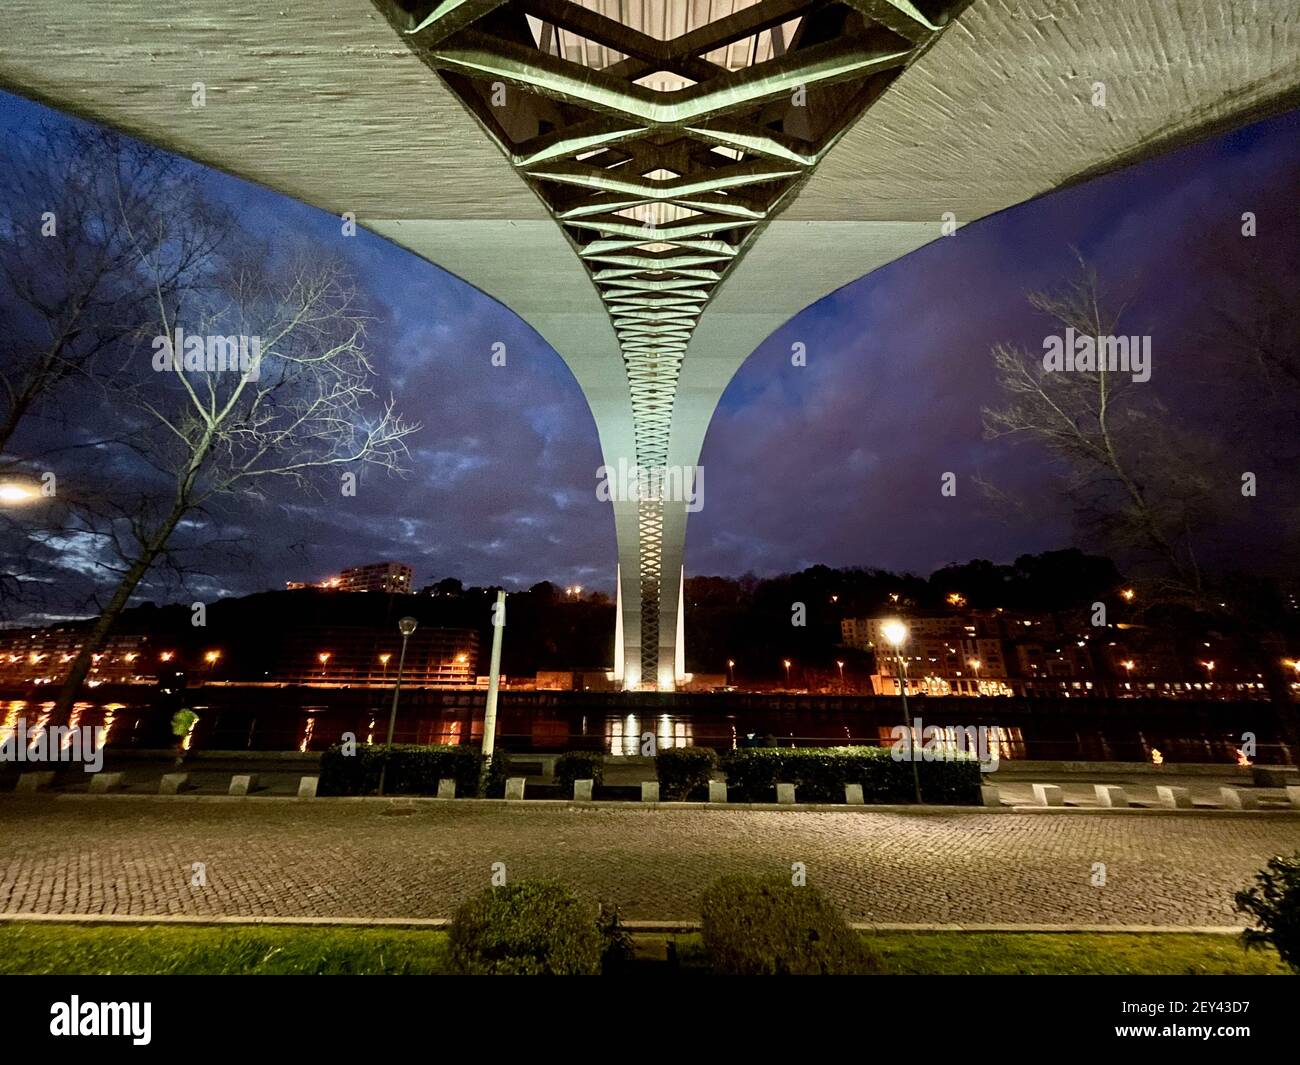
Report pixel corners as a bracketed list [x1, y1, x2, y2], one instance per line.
[268, 626, 477, 686]
[535, 669, 618, 692]
[841, 609, 1269, 699]
[340, 562, 412, 594]
[0, 630, 157, 686]
[286, 561, 413, 594]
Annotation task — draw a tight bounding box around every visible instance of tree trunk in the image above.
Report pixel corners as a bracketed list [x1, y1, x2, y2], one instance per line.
[48, 503, 187, 727]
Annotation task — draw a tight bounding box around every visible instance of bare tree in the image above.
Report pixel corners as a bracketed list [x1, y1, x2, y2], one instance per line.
[48, 248, 418, 723]
[0, 124, 229, 458]
[983, 256, 1221, 607]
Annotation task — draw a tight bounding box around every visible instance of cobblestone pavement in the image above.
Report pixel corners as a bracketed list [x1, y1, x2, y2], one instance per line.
[2, 798, 1297, 924]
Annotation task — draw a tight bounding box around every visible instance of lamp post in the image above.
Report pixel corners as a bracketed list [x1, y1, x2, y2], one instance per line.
[782, 659, 791, 689]
[968, 658, 981, 696]
[882, 620, 922, 804]
[481, 590, 506, 770]
[836, 659, 845, 692]
[726, 659, 735, 686]
[378, 616, 418, 796]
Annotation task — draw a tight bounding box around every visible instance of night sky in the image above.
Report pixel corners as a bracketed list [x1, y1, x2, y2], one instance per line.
[1, 90, 1297, 614]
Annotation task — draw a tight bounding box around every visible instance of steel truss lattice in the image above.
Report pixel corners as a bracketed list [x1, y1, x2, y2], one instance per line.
[374, 0, 965, 686]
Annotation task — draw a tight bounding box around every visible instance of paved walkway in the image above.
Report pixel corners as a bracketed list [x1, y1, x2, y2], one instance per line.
[2, 797, 1297, 925]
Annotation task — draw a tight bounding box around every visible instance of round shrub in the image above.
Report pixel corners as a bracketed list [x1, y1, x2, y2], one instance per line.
[700, 875, 877, 975]
[553, 750, 604, 790]
[1234, 851, 1300, 972]
[656, 745, 718, 800]
[448, 881, 603, 975]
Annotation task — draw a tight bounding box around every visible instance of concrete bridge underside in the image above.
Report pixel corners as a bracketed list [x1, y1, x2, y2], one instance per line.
[1, 1, 1297, 688]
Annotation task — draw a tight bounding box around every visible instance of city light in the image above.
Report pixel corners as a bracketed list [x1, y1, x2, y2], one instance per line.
[204, 650, 221, 664]
[946, 592, 965, 606]
[159, 651, 174, 662]
[0, 480, 40, 505]
[881, 620, 908, 648]
[378, 653, 392, 666]
[1120, 588, 1135, 602]
[318, 652, 331, 665]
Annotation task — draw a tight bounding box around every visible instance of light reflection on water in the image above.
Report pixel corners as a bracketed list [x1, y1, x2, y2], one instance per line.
[607, 713, 693, 755]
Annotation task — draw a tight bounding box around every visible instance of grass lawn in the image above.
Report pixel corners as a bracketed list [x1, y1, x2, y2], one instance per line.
[0, 923, 1288, 975]
[862, 932, 1289, 975]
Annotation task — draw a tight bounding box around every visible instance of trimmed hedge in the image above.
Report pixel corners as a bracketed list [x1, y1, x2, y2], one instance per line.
[701, 875, 877, 975]
[656, 745, 718, 801]
[318, 743, 485, 797]
[448, 881, 603, 975]
[720, 745, 982, 805]
[554, 750, 605, 790]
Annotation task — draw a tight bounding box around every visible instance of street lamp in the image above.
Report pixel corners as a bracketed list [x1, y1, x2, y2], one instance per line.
[726, 659, 735, 686]
[318, 651, 331, 680]
[836, 660, 845, 691]
[968, 658, 981, 695]
[782, 659, 791, 688]
[0, 479, 40, 505]
[881, 619, 922, 804]
[378, 616, 418, 796]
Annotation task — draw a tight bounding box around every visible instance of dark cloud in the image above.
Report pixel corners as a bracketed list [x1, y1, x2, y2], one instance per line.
[1, 90, 1296, 616]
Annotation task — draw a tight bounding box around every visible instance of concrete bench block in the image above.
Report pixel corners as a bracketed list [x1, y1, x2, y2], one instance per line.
[776, 782, 796, 805]
[708, 781, 727, 804]
[1156, 785, 1193, 809]
[640, 781, 659, 802]
[296, 775, 318, 799]
[1252, 766, 1298, 788]
[979, 784, 1001, 808]
[16, 771, 54, 792]
[1031, 783, 1064, 807]
[89, 772, 124, 794]
[158, 772, 190, 795]
[844, 783, 864, 805]
[436, 778, 456, 800]
[228, 774, 259, 796]
[504, 777, 526, 801]
[573, 778, 594, 802]
[1219, 786, 1259, 810]
[1094, 784, 1129, 808]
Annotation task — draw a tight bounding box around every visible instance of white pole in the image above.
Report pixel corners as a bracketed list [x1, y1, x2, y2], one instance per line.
[482, 589, 506, 760]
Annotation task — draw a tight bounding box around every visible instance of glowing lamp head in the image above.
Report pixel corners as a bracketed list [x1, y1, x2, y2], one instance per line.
[398, 616, 418, 637]
[881, 620, 908, 648]
[0, 480, 39, 505]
